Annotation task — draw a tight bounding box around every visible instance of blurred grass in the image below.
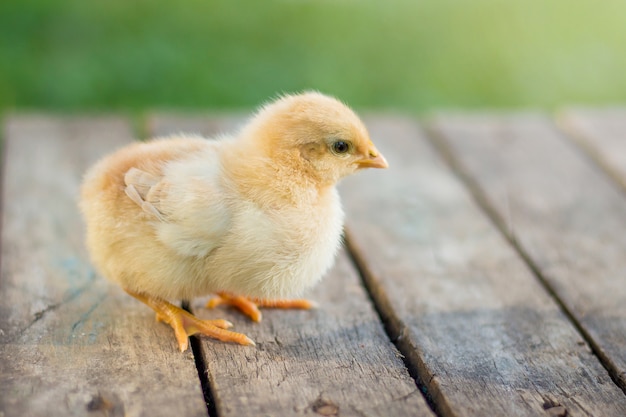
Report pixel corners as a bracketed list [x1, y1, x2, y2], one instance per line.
[1, 0, 625, 112]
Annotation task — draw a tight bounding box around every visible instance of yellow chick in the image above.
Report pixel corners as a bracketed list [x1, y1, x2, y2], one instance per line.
[79, 92, 388, 351]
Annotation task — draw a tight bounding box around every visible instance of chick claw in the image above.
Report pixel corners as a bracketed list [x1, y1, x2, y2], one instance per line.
[125, 289, 255, 351]
[206, 292, 317, 322]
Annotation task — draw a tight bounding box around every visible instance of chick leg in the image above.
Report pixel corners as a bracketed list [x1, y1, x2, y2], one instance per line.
[206, 292, 317, 322]
[125, 289, 255, 351]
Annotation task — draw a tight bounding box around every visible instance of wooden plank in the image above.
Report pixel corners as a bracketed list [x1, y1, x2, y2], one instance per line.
[149, 115, 433, 417]
[146, 112, 245, 139]
[0, 116, 207, 417]
[558, 108, 626, 190]
[340, 115, 626, 416]
[430, 113, 626, 396]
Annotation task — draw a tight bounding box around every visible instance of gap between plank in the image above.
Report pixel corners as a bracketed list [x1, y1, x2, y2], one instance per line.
[182, 300, 219, 417]
[342, 234, 446, 417]
[555, 114, 626, 197]
[422, 123, 626, 397]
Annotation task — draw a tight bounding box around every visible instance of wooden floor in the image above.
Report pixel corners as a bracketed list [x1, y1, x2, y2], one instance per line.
[1, 109, 625, 417]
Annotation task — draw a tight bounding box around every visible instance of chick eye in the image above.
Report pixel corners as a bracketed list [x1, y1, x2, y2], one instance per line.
[331, 140, 351, 155]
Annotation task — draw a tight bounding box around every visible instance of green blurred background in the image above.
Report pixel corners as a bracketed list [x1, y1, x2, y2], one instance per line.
[1, 0, 625, 113]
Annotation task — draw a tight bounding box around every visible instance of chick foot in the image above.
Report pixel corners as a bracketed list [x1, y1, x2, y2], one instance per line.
[206, 292, 317, 322]
[125, 289, 255, 351]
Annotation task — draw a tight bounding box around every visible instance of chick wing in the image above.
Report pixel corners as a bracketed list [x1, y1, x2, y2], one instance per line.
[124, 167, 167, 221]
[123, 142, 232, 259]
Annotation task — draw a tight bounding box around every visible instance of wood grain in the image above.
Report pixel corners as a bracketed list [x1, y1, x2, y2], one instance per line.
[340, 116, 626, 416]
[0, 116, 207, 417]
[558, 108, 626, 190]
[149, 115, 434, 417]
[430, 112, 626, 395]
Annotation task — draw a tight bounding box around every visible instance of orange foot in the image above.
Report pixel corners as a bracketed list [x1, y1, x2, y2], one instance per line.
[206, 292, 317, 322]
[125, 289, 255, 351]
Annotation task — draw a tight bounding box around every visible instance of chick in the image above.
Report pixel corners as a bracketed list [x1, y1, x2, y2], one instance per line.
[79, 92, 388, 351]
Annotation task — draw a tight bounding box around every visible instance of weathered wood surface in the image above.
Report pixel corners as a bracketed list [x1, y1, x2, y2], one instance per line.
[340, 116, 626, 416]
[558, 108, 626, 190]
[3, 110, 626, 417]
[149, 115, 433, 417]
[0, 116, 208, 417]
[430, 113, 626, 395]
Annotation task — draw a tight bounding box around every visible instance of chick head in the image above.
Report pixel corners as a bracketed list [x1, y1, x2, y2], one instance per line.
[243, 91, 388, 186]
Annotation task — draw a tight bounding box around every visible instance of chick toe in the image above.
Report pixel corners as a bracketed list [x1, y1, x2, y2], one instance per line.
[206, 293, 263, 322]
[126, 289, 254, 351]
[206, 292, 317, 323]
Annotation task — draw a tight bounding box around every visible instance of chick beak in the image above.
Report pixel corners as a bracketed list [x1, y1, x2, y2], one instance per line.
[357, 147, 389, 169]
